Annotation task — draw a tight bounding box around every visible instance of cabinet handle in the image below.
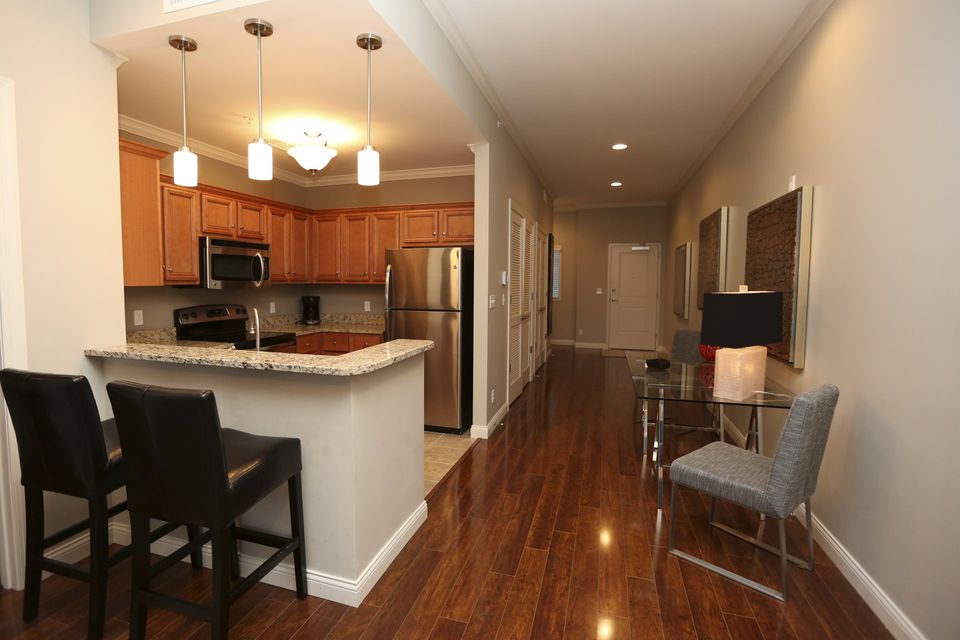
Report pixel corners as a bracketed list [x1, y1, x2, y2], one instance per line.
[433, 231, 437, 236]
[230, 224, 235, 229]
[240, 225, 244, 230]
[167, 266, 172, 272]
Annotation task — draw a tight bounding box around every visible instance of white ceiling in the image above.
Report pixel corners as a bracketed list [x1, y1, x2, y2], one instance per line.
[433, 0, 818, 205]
[107, 0, 480, 183]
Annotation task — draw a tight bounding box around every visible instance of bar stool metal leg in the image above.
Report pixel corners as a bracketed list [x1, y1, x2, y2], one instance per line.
[778, 518, 789, 600]
[288, 474, 307, 599]
[22, 487, 43, 622]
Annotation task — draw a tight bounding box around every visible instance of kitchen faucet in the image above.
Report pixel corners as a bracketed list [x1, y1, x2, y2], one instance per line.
[252, 307, 261, 351]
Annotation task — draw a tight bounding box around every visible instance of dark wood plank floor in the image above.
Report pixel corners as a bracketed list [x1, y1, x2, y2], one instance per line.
[0, 347, 893, 639]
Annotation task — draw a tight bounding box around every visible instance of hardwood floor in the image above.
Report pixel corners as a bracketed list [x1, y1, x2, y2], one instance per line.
[0, 347, 892, 639]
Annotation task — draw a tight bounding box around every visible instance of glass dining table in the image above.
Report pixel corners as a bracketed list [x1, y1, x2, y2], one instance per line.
[624, 351, 796, 509]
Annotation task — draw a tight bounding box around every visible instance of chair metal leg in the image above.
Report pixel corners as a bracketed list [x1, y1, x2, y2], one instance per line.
[88, 496, 109, 640]
[129, 511, 151, 640]
[22, 487, 43, 622]
[667, 481, 678, 550]
[805, 498, 815, 567]
[778, 518, 789, 601]
[186, 525, 204, 569]
[210, 526, 232, 640]
[288, 474, 308, 599]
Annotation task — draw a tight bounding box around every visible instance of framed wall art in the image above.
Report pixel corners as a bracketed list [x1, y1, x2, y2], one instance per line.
[697, 207, 728, 309]
[744, 186, 813, 368]
[673, 242, 691, 319]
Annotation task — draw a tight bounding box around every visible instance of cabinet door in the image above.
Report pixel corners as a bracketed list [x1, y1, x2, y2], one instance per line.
[321, 332, 350, 353]
[440, 207, 474, 244]
[200, 193, 236, 237]
[401, 209, 440, 245]
[119, 140, 165, 286]
[289, 212, 311, 282]
[296, 333, 321, 354]
[349, 333, 383, 351]
[312, 215, 341, 283]
[162, 185, 200, 284]
[269, 208, 289, 283]
[371, 212, 400, 283]
[237, 201, 267, 241]
[341, 213, 371, 282]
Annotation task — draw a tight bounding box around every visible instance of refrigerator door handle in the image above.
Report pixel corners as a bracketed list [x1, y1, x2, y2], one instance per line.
[384, 264, 393, 340]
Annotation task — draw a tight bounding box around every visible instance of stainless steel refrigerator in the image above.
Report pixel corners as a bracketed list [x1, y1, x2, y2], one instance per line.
[386, 247, 473, 432]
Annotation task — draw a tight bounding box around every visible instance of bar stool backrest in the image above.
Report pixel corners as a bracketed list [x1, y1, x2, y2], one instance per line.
[0, 369, 108, 498]
[107, 381, 229, 526]
[764, 384, 840, 519]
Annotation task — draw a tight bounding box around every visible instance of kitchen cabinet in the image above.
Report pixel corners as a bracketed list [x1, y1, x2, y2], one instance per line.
[200, 193, 236, 237]
[161, 185, 200, 284]
[440, 207, 474, 244]
[312, 215, 341, 283]
[293, 331, 384, 355]
[401, 209, 440, 245]
[341, 213, 371, 282]
[349, 334, 383, 351]
[119, 140, 166, 286]
[296, 333, 321, 354]
[371, 212, 400, 283]
[269, 208, 289, 283]
[321, 332, 351, 353]
[269, 209, 310, 283]
[237, 201, 267, 241]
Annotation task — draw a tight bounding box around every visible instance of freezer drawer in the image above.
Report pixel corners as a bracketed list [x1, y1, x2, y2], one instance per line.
[388, 309, 465, 430]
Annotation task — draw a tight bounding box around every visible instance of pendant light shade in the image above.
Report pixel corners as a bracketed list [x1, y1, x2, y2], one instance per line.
[287, 133, 338, 174]
[169, 35, 198, 187]
[245, 19, 273, 181]
[356, 33, 382, 187]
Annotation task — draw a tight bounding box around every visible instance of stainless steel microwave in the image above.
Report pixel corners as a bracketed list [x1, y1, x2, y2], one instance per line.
[199, 237, 271, 289]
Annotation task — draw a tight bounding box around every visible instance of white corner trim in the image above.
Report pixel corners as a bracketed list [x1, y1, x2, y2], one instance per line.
[118, 115, 475, 190]
[109, 500, 427, 607]
[794, 504, 925, 640]
[471, 401, 507, 439]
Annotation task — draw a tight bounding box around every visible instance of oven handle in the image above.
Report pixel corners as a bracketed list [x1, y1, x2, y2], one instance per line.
[254, 252, 266, 288]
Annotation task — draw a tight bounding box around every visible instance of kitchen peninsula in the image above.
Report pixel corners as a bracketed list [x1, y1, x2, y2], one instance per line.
[85, 338, 432, 607]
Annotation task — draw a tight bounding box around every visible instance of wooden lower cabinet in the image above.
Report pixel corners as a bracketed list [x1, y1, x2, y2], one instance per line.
[349, 334, 383, 351]
[161, 185, 200, 284]
[296, 333, 320, 354]
[294, 332, 382, 355]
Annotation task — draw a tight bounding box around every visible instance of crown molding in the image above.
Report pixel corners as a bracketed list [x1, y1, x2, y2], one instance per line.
[668, 0, 836, 201]
[118, 115, 474, 189]
[564, 200, 667, 211]
[422, 0, 554, 199]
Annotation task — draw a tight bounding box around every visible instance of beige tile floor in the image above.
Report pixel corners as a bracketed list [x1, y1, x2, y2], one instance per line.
[423, 431, 476, 495]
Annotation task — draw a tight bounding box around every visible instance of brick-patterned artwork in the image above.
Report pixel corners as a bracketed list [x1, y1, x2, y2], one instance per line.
[745, 188, 802, 364]
[697, 208, 727, 309]
[673, 243, 690, 318]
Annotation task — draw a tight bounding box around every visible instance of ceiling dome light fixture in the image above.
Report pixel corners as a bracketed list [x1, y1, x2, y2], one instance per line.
[611, 181, 623, 187]
[168, 35, 198, 187]
[287, 132, 338, 175]
[356, 33, 383, 187]
[611, 143, 628, 150]
[245, 18, 273, 181]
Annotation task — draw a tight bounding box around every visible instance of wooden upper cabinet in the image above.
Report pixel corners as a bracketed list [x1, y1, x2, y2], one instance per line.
[440, 207, 474, 244]
[341, 213, 371, 282]
[371, 212, 400, 283]
[288, 212, 311, 282]
[237, 201, 267, 241]
[200, 193, 236, 237]
[161, 185, 200, 284]
[269, 208, 289, 283]
[119, 140, 166, 286]
[401, 209, 440, 245]
[312, 215, 341, 283]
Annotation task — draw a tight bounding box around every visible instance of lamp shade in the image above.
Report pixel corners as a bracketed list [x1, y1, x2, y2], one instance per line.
[288, 144, 337, 172]
[173, 147, 197, 187]
[700, 291, 783, 347]
[248, 139, 272, 181]
[357, 145, 379, 186]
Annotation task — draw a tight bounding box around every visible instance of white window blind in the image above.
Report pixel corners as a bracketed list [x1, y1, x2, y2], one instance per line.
[551, 246, 562, 300]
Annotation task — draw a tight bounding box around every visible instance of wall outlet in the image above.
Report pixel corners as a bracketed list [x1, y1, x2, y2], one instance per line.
[133, 310, 143, 326]
[490, 388, 496, 404]
[578, 328, 583, 336]
[364, 300, 371, 312]
[789, 175, 797, 190]
[595, 287, 603, 295]
[269, 301, 276, 313]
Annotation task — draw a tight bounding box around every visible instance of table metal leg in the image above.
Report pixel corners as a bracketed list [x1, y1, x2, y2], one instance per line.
[642, 399, 649, 455]
[657, 397, 665, 509]
[757, 408, 764, 455]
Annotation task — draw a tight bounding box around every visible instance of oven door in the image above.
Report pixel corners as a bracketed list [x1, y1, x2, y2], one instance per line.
[202, 237, 271, 289]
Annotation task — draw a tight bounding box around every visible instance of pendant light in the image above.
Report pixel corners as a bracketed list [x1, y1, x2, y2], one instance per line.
[245, 18, 273, 181]
[168, 35, 198, 187]
[287, 132, 338, 175]
[356, 33, 382, 186]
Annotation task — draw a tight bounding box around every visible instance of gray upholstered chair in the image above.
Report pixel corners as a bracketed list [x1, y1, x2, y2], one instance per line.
[670, 329, 703, 364]
[668, 384, 839, 601]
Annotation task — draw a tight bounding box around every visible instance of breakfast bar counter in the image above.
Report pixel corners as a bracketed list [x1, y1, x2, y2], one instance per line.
[85, 339, 432, 607]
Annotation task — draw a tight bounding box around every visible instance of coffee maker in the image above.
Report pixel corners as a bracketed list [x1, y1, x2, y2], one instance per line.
[301, 296, 320, 325]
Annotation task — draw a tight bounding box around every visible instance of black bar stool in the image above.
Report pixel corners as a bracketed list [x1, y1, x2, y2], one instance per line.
[0, 369, 202, 640]
[107, 381, 307, 640]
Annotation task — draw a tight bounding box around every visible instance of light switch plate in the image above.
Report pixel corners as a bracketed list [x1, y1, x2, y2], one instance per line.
[269, 302, 276, 313]
[133, 310, 143, 326]
[489, 295, 496, 309]
[502, 293, 507, 306]
[595, 287, 603, 295]
[364, 300, 371, 312]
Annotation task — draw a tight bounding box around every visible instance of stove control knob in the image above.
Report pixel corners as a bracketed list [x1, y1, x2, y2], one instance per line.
[190, 312, 197, 318]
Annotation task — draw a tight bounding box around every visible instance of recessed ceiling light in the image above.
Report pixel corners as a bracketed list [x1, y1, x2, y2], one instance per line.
[611, 143, 628, 150]
[611, 181, 623, 187]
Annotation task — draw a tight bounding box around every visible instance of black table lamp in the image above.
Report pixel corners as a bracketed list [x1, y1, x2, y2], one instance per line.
[700, 290, 783, 400]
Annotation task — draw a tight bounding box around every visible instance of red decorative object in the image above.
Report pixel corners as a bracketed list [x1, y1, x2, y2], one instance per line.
[699, 344, 719, 361]
[697, 363, 715, 388]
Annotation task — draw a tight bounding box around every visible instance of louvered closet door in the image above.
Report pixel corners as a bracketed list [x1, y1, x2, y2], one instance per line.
[509, 209, 527, 403]
[521, 222, 535, 384]
[536, 230, 548, 368]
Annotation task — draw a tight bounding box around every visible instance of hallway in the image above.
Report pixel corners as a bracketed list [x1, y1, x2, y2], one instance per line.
[0, 348, 891, 639]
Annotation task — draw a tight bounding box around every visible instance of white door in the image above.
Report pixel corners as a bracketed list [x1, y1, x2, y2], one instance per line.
[508, 209, 527, 403]
[607, 243, 660, 350]
[524, 222, 536, 383]
[535, 230, 548, 369]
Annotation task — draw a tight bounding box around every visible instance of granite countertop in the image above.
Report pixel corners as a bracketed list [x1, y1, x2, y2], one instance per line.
[127, 313, 385, 344]
[85, 339, 432, 377]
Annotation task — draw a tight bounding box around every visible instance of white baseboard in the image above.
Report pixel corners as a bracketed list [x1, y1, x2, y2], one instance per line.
[44, 531, 93, 575]
[550, 338, 574, 346]
[574, 341, 606, 349]
[471, 401, 507, 439]
[105, 500, 427, 607]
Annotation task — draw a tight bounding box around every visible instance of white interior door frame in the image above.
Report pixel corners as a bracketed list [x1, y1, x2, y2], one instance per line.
[0, 76, 29, 590]
[606, 242, 661, 350]
[526, 221, 537, 383]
